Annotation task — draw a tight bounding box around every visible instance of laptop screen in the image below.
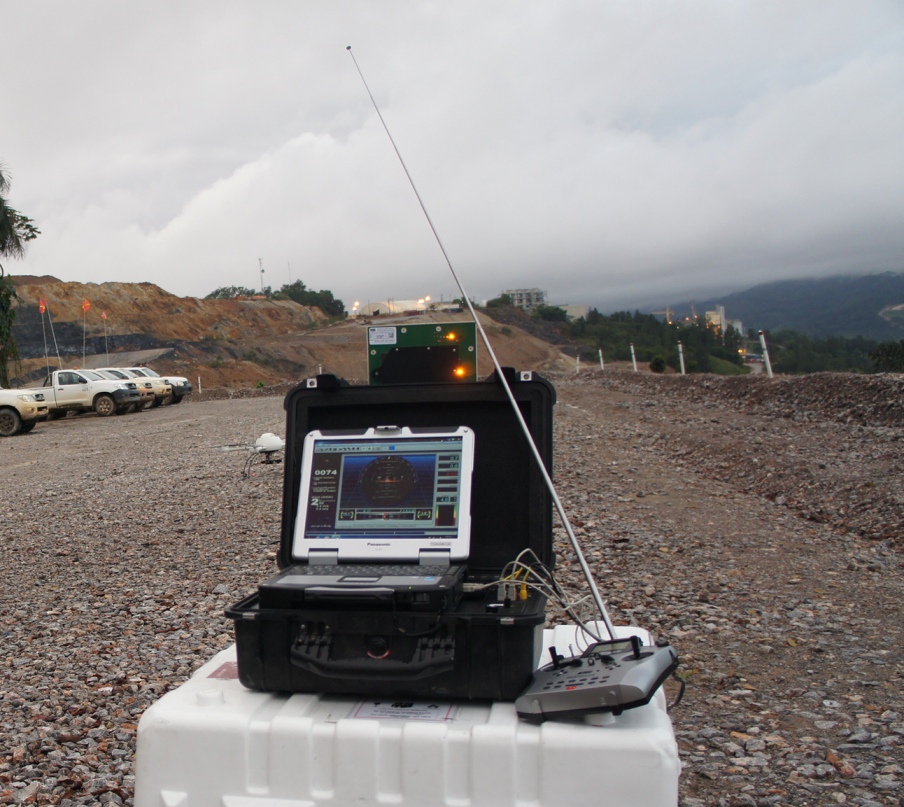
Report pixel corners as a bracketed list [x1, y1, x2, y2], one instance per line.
[291, 427, 475, 562]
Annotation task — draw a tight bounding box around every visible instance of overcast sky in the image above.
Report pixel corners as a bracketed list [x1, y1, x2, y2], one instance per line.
[3, 1, 903, 312]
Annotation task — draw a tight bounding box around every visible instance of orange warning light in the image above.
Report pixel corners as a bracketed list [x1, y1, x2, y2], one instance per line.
[453, 366, 467, 378]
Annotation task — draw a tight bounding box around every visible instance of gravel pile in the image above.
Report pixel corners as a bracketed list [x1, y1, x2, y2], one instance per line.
[1, 371, 901, 806]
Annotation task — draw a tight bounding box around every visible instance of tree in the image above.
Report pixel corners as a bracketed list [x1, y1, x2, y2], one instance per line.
[1, 164, 40, 386]
[534, 304, 568, 322]
[274, 281, 345, 317]
[204, 285, 259, 299]
[0, 166, 40, 263]
[870, 340, 904, 372]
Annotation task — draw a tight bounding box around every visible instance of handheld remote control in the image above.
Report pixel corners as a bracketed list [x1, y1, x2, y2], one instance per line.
[515, 635, 679, 723]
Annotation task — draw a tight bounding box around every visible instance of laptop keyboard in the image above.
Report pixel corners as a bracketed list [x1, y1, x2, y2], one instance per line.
[290, 564, 453, 577]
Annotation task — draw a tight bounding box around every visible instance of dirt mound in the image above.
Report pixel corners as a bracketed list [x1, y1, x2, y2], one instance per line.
[554, 369, 904, 545]
[7, 277, 575, 386]
[565, 369, 904, 427]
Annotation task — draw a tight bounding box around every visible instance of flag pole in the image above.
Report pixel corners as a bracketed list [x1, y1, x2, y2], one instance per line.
[46, 302, 62, 369]
[81, 299, 91, 367]
[102, 311, 109, 364]
[39, 300, 50, 376]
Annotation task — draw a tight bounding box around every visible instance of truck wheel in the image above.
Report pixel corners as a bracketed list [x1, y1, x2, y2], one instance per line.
[19, 421, 37, 434]
[94, 394, 116, 417]
[170, 394, 183, 405]
[151, 396, 164, 408]
[0, 408, 23, 437]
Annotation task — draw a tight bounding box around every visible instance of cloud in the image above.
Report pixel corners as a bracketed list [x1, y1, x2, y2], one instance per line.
[4, 0, 903, 312]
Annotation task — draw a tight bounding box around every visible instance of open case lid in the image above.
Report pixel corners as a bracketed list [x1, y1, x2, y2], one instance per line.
[279, 369, 556, 577]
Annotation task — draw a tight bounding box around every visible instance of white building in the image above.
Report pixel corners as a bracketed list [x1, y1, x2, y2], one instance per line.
[502, 288, 547, 312]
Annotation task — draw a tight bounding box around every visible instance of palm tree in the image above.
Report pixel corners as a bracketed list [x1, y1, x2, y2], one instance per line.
[0, 164, 39, 264]
[0, 163, 40, 386]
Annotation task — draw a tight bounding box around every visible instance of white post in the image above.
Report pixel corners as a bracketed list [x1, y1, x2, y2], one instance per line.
[630, 343, 638, 372]
[678, 340, 686, 375]
[598, 348, 604, 370]
[198, 375, 202, 394]
[758, 330, 774, 378]
[575, 355, 580, 373]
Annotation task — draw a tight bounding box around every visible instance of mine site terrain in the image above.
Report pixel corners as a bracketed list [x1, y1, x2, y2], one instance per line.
[1, 365, 901, 806]
[9, 276, 578, 388]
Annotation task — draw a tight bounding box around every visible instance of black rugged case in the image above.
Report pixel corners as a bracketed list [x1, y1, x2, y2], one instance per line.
[226, 369, 556, 700]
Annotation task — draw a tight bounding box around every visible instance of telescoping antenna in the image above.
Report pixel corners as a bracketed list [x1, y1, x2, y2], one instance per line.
[346, 46, 615, 641]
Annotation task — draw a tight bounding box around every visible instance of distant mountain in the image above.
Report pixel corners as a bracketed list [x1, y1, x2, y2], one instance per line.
[653, 273, 904, 341]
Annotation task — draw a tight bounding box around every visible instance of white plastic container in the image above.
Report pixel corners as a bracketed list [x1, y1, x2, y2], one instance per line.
[135, 626, 680, 807]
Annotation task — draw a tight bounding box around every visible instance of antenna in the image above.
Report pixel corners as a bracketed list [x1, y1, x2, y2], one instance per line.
[346, 46, 615, 640]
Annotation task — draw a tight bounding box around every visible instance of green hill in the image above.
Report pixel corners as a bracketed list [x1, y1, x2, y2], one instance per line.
[660, 272, 904, 340]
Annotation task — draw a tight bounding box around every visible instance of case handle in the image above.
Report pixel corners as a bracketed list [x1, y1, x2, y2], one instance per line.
[290, 636, 454, 680]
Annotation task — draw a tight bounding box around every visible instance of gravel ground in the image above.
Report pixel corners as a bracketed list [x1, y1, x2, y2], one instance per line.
[1, 371, 901, 806]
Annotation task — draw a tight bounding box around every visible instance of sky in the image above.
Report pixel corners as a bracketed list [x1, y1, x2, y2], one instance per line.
[2, 0, 903, 313]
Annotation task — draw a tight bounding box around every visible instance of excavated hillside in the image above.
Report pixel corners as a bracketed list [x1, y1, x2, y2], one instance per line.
[8, 276, 577, 387]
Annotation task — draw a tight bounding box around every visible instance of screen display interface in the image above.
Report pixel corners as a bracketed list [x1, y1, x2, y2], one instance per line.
[303, 435, 464, 540]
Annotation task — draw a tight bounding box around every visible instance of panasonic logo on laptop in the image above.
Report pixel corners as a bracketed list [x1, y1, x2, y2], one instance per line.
[366, 542, 391, 547]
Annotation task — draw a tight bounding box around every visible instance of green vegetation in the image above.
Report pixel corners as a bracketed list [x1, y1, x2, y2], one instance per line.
[1, 163, 40, 386]
[535, 307, 895, 375]
[272, 280, 345, 317]
[205, 285, 259, 299]
[205, 280, 345, 318]
[868, 339, 904, 372]
[485, 293, 512, 308]
[766, 331, 878, 374]
[683, 273, 904, 341]
[565, 309, 746, 374]
[534, 304, 568, 322]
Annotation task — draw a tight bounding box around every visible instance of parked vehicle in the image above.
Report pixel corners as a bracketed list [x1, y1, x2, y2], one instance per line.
[29, 369, 141, 418]
[0, 388, 49, 436]
[95, 367, 162, 408]
[129, 366, 193, 404]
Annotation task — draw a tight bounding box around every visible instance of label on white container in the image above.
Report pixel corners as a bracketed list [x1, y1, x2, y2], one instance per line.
[352, 700, 459, 721]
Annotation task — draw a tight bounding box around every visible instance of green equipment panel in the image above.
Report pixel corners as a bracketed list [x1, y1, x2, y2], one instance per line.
[367, 322, 477, 385]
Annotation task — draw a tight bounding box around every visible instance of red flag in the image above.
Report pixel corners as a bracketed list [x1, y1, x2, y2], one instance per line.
[82, 299, 91, 313]
[39, 299, 46, 314]
[101, 311, 107, 320]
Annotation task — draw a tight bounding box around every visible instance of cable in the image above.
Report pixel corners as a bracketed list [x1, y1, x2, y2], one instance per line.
[666, 673, 686, 712]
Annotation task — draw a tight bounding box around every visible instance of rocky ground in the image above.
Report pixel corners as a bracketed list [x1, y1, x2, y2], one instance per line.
[0, 370, 901, 806]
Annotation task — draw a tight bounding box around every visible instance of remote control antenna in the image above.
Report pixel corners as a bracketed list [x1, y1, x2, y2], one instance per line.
[347, 46, 615, 640]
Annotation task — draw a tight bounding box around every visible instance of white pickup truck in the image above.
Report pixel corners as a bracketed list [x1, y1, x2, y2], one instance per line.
[0, 388, 49, 436]
[129, 366, 193, 404]
[31, 369, 142, 418]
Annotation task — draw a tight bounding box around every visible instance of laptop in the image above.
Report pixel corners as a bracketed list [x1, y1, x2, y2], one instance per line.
[258, 425, 475, 611]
